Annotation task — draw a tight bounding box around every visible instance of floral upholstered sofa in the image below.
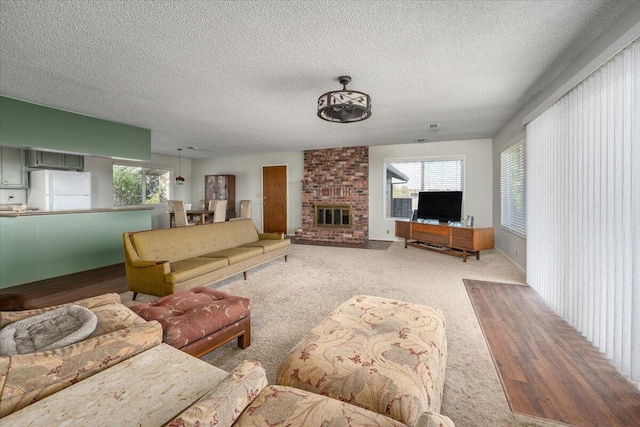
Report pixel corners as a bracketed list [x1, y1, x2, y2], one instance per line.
[3, 355, 453, 427]
[0, 294, 162, 418]
[2, 294, 454, 427]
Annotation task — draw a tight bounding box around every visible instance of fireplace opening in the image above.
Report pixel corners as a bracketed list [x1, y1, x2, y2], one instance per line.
[315, 204, 352, 228]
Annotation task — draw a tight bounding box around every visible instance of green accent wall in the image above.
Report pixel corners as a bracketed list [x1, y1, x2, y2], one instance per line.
[0, 210, 151, 288]
[0, 96, 151, 161]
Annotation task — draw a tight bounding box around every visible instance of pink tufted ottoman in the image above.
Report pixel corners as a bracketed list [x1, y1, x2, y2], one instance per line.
[130, 287, 250, 358]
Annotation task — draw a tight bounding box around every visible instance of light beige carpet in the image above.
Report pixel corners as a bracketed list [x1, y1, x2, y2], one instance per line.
[121, 242, 564, 427]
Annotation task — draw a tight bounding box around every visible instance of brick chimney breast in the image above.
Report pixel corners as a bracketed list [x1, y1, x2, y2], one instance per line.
[296, 146, 369, 245]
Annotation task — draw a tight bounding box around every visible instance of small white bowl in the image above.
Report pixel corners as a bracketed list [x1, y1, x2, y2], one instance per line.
[10, 204, 27, 213]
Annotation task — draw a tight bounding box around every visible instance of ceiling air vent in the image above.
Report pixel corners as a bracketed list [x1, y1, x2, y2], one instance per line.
[428, 123, 440, 131]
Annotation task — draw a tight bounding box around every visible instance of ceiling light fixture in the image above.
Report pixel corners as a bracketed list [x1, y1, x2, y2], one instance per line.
[176, 148, 185, 185]
[317, 76, 371, 123]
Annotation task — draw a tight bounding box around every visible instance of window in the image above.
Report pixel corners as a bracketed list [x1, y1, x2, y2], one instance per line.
[384, 158, 464, 218]
[113, 164, 171, 206]
[500, 139, 526, 236]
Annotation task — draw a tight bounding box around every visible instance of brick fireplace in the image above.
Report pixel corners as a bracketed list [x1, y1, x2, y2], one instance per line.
[295, 146, 368, 245]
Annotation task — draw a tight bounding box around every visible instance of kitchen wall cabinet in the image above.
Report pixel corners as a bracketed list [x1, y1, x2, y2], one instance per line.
[26, 150, 84, 170]
[0, 146, 27, 189]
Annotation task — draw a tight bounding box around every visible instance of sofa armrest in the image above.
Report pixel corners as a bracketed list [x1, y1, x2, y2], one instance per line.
[413, 411, 456, 427]
[0, 293, 121, 328]
[258, 232, 284, 240]
[166, 360, 268, 427]
[0, 321, 163, 418]
[130, 259, 169, 268]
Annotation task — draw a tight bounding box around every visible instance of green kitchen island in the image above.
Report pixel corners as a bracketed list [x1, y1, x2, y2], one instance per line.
[0, 207, 152, 289]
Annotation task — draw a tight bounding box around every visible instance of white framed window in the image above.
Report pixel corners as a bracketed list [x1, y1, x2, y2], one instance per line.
[113, 164, 171, 206]
[500, 139, 526, 236]
[384, 158, 464, 219]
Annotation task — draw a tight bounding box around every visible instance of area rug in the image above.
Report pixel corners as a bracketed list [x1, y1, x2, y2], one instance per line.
[121, 242, 564, 427]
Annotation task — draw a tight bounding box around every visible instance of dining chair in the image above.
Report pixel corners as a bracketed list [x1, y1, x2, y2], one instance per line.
[172, 200, 195, 227]
[167, 200, 179, 227]
[199, 199, 206, 209]
[211, 200, 227, 223]
[239, 200, 251, 219]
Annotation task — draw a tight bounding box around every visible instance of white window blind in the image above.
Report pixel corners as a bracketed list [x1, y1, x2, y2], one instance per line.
[526, 39, 639, 382]
[385, 159, 463, 218]
[500, 139, 527, 236]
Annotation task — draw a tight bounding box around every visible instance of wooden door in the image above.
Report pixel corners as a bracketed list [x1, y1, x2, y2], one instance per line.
[262, 165, 287, 233]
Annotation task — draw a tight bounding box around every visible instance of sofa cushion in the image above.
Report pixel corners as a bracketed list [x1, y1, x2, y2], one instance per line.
[167, 360, 267, 427]
[88, 302, 149, 337]
[241, 238, 290, 253]
[201, 247, 263, 264]
[1, 344, 228, 426]
[129, 220, 260, 263]
[235, 385, 406, 427]
[130, 287, 250, 350]
[165, 257, 229, 286]
[0, 321, 162, 418]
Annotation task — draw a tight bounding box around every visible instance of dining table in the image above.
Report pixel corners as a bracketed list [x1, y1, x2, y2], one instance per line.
[169, 209, 214, 227]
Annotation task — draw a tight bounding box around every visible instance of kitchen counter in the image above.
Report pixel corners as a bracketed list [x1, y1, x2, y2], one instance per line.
[1, 207, 153, 289]
[0, 206, 153, 217]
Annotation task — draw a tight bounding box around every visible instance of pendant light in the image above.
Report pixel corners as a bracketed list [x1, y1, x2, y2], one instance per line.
[176, 148, 185, 185]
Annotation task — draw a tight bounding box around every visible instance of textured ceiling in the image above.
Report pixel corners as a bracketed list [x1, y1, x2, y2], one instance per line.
[0, 1, 633, 158]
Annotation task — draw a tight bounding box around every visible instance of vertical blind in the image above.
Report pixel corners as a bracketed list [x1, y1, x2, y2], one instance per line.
[500, 139, 527, 236]
[526, 39, 639, 381]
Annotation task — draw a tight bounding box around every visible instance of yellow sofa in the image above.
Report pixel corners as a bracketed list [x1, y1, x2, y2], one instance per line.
[123, 219, 290, 299]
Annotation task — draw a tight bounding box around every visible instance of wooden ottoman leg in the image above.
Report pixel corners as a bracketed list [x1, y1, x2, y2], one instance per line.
[238, 318, 251, 349]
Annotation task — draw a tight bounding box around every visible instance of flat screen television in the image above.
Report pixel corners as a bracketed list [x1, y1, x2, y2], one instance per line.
[417, 191, 463, 222]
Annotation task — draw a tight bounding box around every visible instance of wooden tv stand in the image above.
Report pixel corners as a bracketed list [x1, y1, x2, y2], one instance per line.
[395, 220, 494, 262]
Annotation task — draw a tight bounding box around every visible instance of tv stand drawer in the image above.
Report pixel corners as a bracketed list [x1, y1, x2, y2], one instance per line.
[410, 222, 450, 246]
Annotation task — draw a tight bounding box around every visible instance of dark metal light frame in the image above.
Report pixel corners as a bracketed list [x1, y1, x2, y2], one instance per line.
[175, 148, 185, 185]
[317, 76, 371, 123]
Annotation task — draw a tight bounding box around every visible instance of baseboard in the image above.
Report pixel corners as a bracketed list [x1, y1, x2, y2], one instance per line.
[495, 247, 526, 275]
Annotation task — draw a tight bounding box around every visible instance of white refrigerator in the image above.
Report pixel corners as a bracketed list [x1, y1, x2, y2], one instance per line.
[28, 170, 92, 211]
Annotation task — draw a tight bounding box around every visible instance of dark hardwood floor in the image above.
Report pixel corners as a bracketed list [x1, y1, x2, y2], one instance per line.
[465, 279, 640, 427]
[0, 263, 128, 310]
[2, 269, 639, 426]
